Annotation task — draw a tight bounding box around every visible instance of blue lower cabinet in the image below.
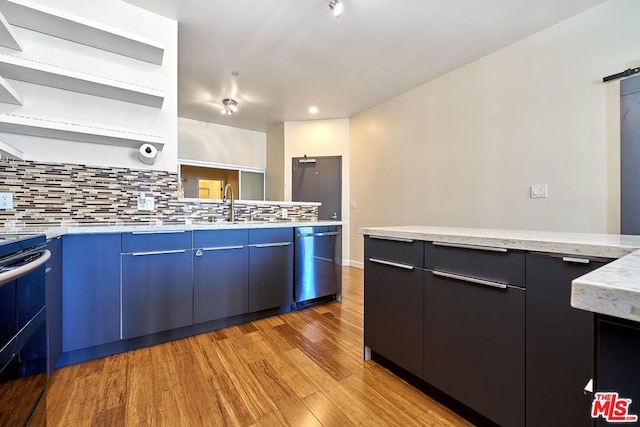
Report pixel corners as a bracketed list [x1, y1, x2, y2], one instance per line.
[121, 249, 194, 339]
[45, 236, 62, 374]
[248, 229, 294, 312]
[62, 234, 121, 352]
[194, 247, 249, 323]
[194, 230, 249, 323]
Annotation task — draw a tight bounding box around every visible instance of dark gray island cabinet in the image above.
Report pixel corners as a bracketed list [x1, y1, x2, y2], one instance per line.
[363, 231, 612, 427]
[364, 236, 424, 378]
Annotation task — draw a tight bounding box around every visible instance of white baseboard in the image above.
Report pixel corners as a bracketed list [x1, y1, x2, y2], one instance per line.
[349, 260, 364, 269]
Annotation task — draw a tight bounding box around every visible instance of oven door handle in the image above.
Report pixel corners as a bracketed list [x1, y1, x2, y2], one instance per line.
[0, 250, 51, 286]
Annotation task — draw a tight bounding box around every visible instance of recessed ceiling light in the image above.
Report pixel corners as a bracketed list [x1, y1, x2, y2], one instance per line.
[309, 106, 319, 114]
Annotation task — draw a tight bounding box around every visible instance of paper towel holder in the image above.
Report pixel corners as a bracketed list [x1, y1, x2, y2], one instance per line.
[138, 143, 157, 165]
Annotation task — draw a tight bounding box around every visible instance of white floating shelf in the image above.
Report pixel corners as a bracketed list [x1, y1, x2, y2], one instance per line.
[0, 9, 21, 50]
[0, 138, 23, 159]
[0, 54, 164, 107]
[0, 114, 164, 150]
[0, 0, 164, 65]
[0, 75, 20, 104]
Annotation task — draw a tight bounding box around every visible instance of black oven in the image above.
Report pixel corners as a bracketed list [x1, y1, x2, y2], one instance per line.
[0, 234, 50, 427]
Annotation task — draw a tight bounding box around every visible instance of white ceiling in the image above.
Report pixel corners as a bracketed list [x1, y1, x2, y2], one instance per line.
[123, 0, 606, 132]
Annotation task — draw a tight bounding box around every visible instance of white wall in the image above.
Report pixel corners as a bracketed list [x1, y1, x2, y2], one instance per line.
[178, 117, 266, 170]
[349, 0, 637, 264]
[266, 123, 285, 200]
[284, 119, 350, 263]
[0, 0, 178, 172]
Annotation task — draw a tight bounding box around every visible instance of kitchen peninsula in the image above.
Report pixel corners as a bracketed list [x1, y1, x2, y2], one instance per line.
[360, 225, 640, 427]
[35, 220, 343, 370]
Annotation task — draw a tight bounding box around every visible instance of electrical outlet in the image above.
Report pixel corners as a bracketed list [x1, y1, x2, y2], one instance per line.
[530, 184, 548, 198]
[350, 200, 357, 209]
[137, 194, 155, 211]
[281, 208, 288, 219]
[0, 193, 13, 210]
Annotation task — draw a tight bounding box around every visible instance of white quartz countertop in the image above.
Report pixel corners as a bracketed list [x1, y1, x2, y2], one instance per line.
[360, 225, 640, 323]
[8, 220, 344, 239]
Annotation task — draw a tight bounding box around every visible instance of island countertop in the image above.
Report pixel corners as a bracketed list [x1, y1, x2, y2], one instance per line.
[360, 225, 640, 323]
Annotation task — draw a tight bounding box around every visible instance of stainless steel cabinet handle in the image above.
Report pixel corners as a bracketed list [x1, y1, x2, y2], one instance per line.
[562, 256, 590, 264]
[432, 241, 508, 253]
[202, 245, 245, 251]
[297, 232, 341, 237]
[369, 235, 414, 243]
[432, 270, 508, 289]
[251, 242, 292, 248]
[368, 258, 414, 270]
[131, 249, 187, 256]
[131, 230, 186, 235]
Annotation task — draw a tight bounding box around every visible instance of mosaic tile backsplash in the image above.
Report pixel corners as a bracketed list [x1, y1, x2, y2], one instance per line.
[0, 160, 318, 227]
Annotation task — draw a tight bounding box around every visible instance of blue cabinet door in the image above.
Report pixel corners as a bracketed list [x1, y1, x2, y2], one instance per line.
[248, 228, 293, 312]
[62, 234, 121, 352]
[45, 236, 62, 374]
[194, 230, 249, 323]
[194, 246, 249, 323]
[122, 249, 193, 339]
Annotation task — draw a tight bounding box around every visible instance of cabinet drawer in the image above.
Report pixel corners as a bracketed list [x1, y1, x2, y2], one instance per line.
[424, 241, 525, 287]
[249, 228, 293, 244]
[364, 235, 423, 267]
[122, 230, 192, 253]
[194, 229, 248, 248]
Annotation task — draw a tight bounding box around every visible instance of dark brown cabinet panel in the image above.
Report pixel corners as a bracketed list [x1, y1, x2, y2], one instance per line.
[424, 270, 525, 427]
[364, 258, 423, 377]
[526, 253, 608, 427]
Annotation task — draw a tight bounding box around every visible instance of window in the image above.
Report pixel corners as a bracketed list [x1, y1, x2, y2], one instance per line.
[179, 162, 265, 201]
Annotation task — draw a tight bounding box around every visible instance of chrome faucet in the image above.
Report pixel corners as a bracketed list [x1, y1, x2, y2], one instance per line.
[223, 184, 235, 222]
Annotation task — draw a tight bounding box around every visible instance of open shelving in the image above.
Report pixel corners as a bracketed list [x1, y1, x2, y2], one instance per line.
[0, 0, 164, 65]
[0, 113, 165, 150]
[0, 138, 23, 160]
[0, 75, 20, 104]
[0, 9, 21, 50]
[0, 54, 164, 107]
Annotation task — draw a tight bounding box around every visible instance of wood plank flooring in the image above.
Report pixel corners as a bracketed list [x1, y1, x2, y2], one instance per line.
[46, 267, 473, 426]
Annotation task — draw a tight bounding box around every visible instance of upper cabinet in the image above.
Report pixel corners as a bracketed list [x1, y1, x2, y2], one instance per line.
[0, 0, 164, 65]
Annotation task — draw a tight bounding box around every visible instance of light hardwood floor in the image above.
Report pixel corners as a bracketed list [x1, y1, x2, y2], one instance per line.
[46, 267, 472, 426]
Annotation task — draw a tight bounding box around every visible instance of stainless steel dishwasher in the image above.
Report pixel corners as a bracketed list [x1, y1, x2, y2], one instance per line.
[294, 225, 342, 307]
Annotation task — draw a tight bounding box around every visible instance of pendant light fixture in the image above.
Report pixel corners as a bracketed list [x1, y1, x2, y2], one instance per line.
[221, 98, 238, 115]
[328, 0, 344, 18]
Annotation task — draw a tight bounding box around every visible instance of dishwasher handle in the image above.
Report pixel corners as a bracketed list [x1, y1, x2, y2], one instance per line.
[296, 231, 341, 238]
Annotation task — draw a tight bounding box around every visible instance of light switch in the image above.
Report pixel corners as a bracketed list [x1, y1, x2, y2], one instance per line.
[350, 201, 357, 209]
[530, 185, 548, 198]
